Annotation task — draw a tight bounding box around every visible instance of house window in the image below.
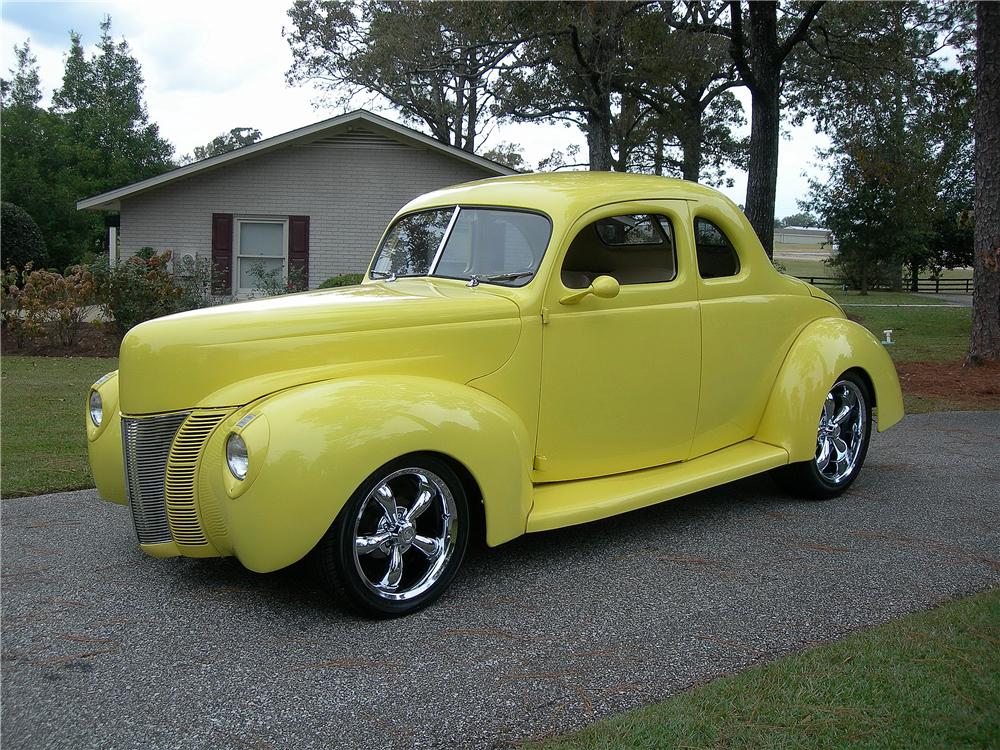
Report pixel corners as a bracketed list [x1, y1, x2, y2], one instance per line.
[236, 219, 287, 292]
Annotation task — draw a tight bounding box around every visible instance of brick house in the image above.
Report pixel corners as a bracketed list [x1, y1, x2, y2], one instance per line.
[77, 110, 515, 293]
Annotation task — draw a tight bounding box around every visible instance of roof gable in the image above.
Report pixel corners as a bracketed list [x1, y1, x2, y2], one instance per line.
[78, 110, 516, 211]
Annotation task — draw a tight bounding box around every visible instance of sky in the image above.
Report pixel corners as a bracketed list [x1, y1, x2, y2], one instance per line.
[2, 0, 829, 217]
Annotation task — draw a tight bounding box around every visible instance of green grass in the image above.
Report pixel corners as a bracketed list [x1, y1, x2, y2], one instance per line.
[837, 299, 971, 363]
[831, 289, 950, 306]
[529, 589, 1000, 750]
[1, 356, 117, 497]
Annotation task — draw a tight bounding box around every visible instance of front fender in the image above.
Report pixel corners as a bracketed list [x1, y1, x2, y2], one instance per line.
[755, 318, 904, 462]
[209, 375, 533, 573]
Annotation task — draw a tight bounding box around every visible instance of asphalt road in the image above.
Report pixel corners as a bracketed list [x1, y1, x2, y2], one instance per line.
[3, 411, 998, 750]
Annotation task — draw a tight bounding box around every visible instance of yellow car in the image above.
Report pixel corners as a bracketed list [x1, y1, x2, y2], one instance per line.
[86, 173, 903, 617]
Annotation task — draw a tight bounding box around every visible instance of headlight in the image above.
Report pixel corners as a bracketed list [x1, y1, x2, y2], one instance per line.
[226, 433, 249, 480]
[89, 390, 103, 427]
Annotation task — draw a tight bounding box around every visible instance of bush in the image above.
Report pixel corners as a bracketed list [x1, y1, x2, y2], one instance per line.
[247, 261, 308, 298]
[17, 264, 97, 347]
[1, 264, 31, 348]
[318, 273, 365, 288]
[1, 203, 49, 269]
[90, 250, 230, 337]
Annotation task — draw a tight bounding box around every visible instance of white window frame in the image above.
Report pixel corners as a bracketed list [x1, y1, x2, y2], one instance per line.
[234, 216, 289, 295]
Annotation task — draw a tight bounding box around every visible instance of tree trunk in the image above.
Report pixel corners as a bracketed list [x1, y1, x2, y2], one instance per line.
[464, 81, 478, 153]
[653, 130, 663, 176]
[680, 96, 703, 182]
[586, 112, 614, 171]
[859, 255, 869, 296]
[909, 256, 920, 292]
[969, 1, 1000, 363]
[745, 78, 780, 258]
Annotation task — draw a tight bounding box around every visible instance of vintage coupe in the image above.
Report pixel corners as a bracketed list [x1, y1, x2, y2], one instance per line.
[87, 173, 903, 616]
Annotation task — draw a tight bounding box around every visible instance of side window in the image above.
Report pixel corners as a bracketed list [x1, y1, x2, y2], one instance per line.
[694, 217, 740, 279]
[561, 214, 677, 289]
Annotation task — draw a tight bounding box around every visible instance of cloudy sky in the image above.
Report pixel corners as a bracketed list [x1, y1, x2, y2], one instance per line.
[2, 0, 828, 216]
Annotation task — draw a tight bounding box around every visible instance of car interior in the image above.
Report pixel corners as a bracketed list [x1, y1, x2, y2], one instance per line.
[561, 214, 678, 289]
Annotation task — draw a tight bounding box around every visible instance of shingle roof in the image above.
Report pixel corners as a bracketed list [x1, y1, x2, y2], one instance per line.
[77, 109, 517, 211]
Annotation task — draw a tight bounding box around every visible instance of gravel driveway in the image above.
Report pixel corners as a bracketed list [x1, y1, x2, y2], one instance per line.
[3, 411, 998, 750]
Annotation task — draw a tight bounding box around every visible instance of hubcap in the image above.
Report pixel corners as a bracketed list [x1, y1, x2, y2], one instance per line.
[815, 379, 867, 484]
[351, 468, 456, 601]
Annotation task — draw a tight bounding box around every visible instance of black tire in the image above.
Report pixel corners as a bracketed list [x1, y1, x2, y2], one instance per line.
[313, 454, 469, 617]
[770, 371, 873, 500]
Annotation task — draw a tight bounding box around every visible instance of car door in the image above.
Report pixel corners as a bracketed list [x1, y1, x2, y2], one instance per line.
[688, 205, 809, 458]
[533, 200, 701, 483]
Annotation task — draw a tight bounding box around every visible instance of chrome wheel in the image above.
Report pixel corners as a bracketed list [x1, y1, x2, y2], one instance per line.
[351, 467, 457, 602]
[815, 379, 867, 484]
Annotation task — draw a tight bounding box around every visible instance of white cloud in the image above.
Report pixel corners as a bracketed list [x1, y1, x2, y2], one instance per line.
[2, 0, 826, 211]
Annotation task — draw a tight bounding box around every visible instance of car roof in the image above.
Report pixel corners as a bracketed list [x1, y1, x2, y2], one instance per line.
[398, 172, 730, 221]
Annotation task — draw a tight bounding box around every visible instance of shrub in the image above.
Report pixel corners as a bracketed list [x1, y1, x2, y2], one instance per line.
[1, 203, 49, 269]
[90, 250, 229, 337]
[1, 264, 31, 348]
[318, 273, 365, 288]
[18, 264, 97, 347]
[247, 261, 308, 298]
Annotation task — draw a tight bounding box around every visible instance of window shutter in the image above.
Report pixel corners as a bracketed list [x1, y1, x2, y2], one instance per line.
[211, 213, 233, 293]
[288, 215, 310, 288]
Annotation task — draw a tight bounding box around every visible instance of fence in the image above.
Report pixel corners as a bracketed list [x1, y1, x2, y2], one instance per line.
[796, 276, 974, 294]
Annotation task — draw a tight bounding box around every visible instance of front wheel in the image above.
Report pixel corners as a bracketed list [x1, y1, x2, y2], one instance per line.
[771, 372, 872, 500]
[314, 455, 469, 617]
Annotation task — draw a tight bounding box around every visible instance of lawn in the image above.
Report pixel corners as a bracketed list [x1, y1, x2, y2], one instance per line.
[530, 589, 1000, 750]
[1, 355, 117, 498]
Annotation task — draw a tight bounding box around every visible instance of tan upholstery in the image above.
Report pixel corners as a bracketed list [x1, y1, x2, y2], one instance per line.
[561, 222, 676, 288]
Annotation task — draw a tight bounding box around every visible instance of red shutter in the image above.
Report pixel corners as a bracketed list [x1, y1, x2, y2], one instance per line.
[211, 213, 233, 293]
[288, 215, 310, 288]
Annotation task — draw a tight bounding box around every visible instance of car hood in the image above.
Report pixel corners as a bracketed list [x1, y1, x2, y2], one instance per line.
[118, 280, 522, 415]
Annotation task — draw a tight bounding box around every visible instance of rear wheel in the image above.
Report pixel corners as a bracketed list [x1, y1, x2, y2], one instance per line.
[314, 455, 469, 617]
[771, 372, 872, 500]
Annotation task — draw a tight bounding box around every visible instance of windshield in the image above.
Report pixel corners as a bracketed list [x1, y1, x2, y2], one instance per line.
[370, 207, 551, 286]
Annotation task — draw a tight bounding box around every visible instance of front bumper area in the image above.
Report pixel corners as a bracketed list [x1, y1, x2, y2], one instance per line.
[88, 374, 234, 559]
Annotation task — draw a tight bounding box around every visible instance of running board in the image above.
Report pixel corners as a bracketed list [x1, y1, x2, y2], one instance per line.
[526, 440, 789, 533]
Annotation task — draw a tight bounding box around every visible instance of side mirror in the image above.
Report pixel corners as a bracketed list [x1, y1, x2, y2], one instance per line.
[559, 275, 621, 305]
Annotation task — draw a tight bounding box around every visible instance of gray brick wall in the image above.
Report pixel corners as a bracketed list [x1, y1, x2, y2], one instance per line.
[119, 131, 495, 289]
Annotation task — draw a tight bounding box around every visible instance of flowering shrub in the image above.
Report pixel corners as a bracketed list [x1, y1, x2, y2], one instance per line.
[247, 261, 308, 298]
[18, 264, 97, 347]
[1, 264, 31, 348]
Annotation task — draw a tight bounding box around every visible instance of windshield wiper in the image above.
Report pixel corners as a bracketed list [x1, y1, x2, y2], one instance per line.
[370, 270, 397, 280]
[467, 271, 534, 286]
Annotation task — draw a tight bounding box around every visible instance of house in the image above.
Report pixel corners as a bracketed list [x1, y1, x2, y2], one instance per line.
[774, 226, 832, 247]
[77, 110, 515, 293]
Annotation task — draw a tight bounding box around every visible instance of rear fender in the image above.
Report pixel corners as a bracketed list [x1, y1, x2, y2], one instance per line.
[756, 318, 904, 462]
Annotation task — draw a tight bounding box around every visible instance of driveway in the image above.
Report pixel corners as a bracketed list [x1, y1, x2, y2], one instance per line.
[3, 411, 998, 750]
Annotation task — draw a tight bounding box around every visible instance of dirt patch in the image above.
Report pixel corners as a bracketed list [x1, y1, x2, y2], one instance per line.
[896, 360, 1000, 410]
[2, 324, 120, 358]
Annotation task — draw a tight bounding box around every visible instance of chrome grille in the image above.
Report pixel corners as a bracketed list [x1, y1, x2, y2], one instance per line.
[165, 411, 229, 546]
[122, 412, 188, 545]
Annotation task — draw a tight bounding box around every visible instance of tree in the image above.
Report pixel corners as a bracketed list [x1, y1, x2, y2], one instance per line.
[668, 1, 825, 255]
[480, 141, 526, 170]
[496, 2, 646, 171]
[0, 202, 49, 268]
[286, 0, 524, 153]
[622, 8, 746, 183]
[776, 212, 819, 228]
[187, 127, 262, 162]
[969, 1, 1000, 363]
[0, 41, 81, 268]
[53, 17, 174, 191]
[2, 19, 174, 266]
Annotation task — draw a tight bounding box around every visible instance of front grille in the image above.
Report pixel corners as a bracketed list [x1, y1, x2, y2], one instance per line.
[122, 413, 189, 545]
[165, 411, 229, 546]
